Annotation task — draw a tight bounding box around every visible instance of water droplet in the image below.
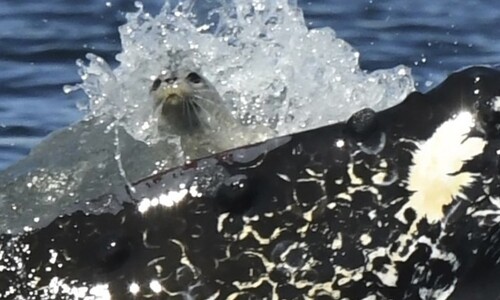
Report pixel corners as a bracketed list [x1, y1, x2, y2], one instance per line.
[62, 85, 74, 94]
[372, 160, 399, 186]
[346, 108, 377, 137]
[270, 240, 293, 262]
[95, 233, 132, 271]
[176, 265, 195, 286]
[346, 108, 386, 154]
[359, 132, 386, 155]
[283, 247, 307, 269]
[216, 174, 255, 213]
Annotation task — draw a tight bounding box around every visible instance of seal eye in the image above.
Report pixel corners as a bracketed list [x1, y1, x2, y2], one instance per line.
[151, 78, 162, 91]
[186, 72, 202, 84]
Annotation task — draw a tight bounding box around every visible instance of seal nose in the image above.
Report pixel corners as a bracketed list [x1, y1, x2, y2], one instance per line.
[165, 77, 177, 84]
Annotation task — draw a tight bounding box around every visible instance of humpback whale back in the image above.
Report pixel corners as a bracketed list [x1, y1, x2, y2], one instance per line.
[2, 67, 500, 299]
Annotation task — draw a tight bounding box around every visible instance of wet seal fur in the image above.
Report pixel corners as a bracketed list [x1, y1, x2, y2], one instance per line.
[2, 67, 500, 299]
[150, 67, 265, 159]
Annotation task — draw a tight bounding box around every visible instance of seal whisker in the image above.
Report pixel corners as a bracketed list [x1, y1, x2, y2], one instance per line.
[184, 98, 196, 129]
[192, 94, 217, 103]
[182, 96, 187, 116]
[189, 99, 212, 124]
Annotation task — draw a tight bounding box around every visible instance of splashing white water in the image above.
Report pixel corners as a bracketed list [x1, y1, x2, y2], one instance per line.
[0, 0, 415, 234]
[67, 0, 414, 144]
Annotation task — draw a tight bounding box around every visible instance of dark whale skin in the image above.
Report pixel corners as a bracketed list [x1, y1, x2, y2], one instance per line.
[1, 67, 500, 300]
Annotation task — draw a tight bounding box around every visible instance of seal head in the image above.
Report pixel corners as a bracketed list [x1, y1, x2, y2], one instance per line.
[150, 68, 230, 136]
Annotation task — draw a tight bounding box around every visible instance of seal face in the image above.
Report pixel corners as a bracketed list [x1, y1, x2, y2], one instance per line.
[150, 68, 244, 157]
[150, 68, 233, 136]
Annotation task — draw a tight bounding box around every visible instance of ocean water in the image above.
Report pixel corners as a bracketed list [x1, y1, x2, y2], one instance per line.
[0, 0, 499, 171]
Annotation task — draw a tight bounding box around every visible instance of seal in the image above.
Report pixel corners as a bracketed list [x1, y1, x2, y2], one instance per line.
[150, 68, 243, 158]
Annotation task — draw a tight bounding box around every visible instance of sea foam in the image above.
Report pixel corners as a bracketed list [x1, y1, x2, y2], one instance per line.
[68, 0, 414, 143]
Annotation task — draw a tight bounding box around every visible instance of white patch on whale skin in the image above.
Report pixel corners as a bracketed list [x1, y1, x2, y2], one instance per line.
[396, 111, 487, 229]
[492, 96, 500, 112]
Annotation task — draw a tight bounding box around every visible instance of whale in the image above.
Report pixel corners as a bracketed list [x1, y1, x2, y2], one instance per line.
[1, 66, 500, 299]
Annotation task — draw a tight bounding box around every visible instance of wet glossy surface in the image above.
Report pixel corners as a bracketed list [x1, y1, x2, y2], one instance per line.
[2, 67, 500, 299]
[1, 0, 500, 169]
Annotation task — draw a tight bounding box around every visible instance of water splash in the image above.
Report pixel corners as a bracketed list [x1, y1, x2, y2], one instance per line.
[69, 0, 414, 144]
[1, 0, 415, 234]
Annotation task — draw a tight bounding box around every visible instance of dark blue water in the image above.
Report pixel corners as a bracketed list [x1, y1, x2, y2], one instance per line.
[1, 0, 499, 170]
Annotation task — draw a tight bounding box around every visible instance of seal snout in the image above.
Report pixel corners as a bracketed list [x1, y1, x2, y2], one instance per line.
[152, 77, 189, 107]
[164, 76, 177, 84]
[150, 68, 232, 137]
